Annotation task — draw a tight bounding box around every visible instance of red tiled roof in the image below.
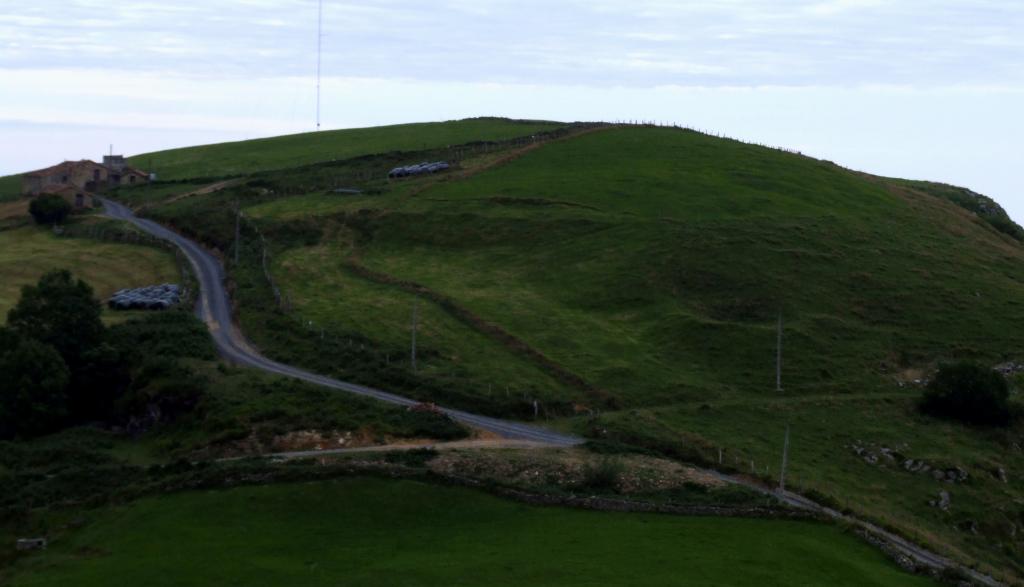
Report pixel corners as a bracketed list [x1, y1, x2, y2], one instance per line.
[24, 160, 106, 178]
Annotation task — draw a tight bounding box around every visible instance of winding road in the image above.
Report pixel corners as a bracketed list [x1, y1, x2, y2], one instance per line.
[101, 198, 1000, 585]
[101, 198, 583, 447]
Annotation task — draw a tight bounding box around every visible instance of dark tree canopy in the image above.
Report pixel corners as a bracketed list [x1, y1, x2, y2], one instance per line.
[28, 194, 72, 225]
[920, 362, 1014, 427]
[7, 269, 105, 370]
[1, 272, 208, 439]
[0, 331, 70, 438]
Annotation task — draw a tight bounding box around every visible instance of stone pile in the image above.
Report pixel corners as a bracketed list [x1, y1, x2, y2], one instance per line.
[388, 161, 450, 178]
[850, 442, 970, 484]
[108, 284, 181, 310]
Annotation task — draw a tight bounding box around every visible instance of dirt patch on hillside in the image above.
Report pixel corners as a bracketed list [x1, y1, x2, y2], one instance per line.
[195, 427, 396, 460]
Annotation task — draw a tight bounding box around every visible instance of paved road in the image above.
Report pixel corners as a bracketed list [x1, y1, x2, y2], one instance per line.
[101, 198, 583, 447]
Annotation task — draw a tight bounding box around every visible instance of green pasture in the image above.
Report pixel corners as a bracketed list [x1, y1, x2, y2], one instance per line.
[129, 118, 564, 181]
[8, 478, 932, 587]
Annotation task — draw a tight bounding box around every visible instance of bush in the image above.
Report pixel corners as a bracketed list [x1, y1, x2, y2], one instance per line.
[579, 457, 624, 492]
[0, 331, 70, 439]
[116, 357, 209, 424]
[28, 195, 72, 225]
[108, 311, 216, 362]
[7, 269, 105, 370]
[920, 362, 1014, 427]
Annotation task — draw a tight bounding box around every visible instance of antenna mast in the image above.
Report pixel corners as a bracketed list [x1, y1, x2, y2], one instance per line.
[316, 0, 322, 131]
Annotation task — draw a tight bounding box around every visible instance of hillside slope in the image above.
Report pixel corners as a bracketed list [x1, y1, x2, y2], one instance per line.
[118, 121, 1024, 581]
[128, 118, 565, 181]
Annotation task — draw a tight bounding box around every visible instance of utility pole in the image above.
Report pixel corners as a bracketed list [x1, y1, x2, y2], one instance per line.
[410, 299, 418, 373]
[316, 0, 322, 131]
[776, 310, 783, 391]
[779, 424, 790, 491]
[234, 202, 241, 265]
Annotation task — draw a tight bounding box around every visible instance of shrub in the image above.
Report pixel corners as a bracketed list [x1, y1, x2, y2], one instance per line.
[28, 195, 72, 225]
[0, 331, 70, 439]
[108, 311, 216, 361]
[384, 448, 439, 467]
[579, 457, 624, 492]
[395, 410, 469, 441]
[920, 362, 1014, 427]
[6, 269, 105, 370]
[116, 357, 209, 424]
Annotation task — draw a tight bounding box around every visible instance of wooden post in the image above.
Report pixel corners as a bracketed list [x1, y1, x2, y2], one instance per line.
[779, 424, 790, 491]
[234, 202, 241, 266]
[776, 311, 783, 391]
[410, 299, 418, 373]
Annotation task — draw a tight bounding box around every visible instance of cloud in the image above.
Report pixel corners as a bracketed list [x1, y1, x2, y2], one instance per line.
[1, 0, 1021, 89]
[804, 0, 883, 16]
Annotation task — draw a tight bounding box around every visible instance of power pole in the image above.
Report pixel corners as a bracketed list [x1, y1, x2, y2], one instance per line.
[410, 299, 418, 373]
[234, 202, 241, 265]
[776, 310, 783, 391]
[779, 424, 790, 491]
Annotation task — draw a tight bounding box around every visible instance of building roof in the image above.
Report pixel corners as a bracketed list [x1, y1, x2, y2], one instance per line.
[120, 167, 149, 177]
[24, 160, 106, 178]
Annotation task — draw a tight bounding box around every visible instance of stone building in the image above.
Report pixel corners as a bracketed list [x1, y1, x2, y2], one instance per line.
[21, 154, 150, 209]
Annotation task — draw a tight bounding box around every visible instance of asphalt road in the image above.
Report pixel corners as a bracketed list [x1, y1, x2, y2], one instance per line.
[101, 198, 583, 447]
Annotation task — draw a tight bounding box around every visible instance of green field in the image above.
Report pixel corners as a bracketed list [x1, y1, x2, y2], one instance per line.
[8, 477, 932, 587]
[0, 226, 179, 321]
[129, 118, 565, 181]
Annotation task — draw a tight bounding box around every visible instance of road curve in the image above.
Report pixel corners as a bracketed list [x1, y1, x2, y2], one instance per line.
[101, 198, 583, 447]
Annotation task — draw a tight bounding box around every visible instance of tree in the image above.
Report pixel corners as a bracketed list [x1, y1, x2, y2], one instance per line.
[7, 270, 105, 370]
[920, 362, 1014, 427]
[74, 341, 131, 422]
[28, 195, 72, 225]
[116, 357, 208, 428]
[0, 330, 70, 439]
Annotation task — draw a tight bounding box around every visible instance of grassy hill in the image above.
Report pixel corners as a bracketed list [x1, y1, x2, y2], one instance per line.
[36, 118, 1024, 581]
[0, 175, 21, 202]
[128, 118, 565, 181]
[8, 478, 930, 587]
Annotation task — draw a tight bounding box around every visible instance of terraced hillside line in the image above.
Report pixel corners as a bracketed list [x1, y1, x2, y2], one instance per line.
[162, 178, 245, 205]
[341, 257, 617, 408]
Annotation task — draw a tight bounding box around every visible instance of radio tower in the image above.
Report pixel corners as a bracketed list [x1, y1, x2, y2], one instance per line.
[316, 0, 323, 131]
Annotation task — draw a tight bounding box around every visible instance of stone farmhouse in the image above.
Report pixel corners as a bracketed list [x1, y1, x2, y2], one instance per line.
[22, 154, 150, 208]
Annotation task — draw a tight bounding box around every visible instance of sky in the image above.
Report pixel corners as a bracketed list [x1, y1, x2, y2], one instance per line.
[1, 0, 1022, 218]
